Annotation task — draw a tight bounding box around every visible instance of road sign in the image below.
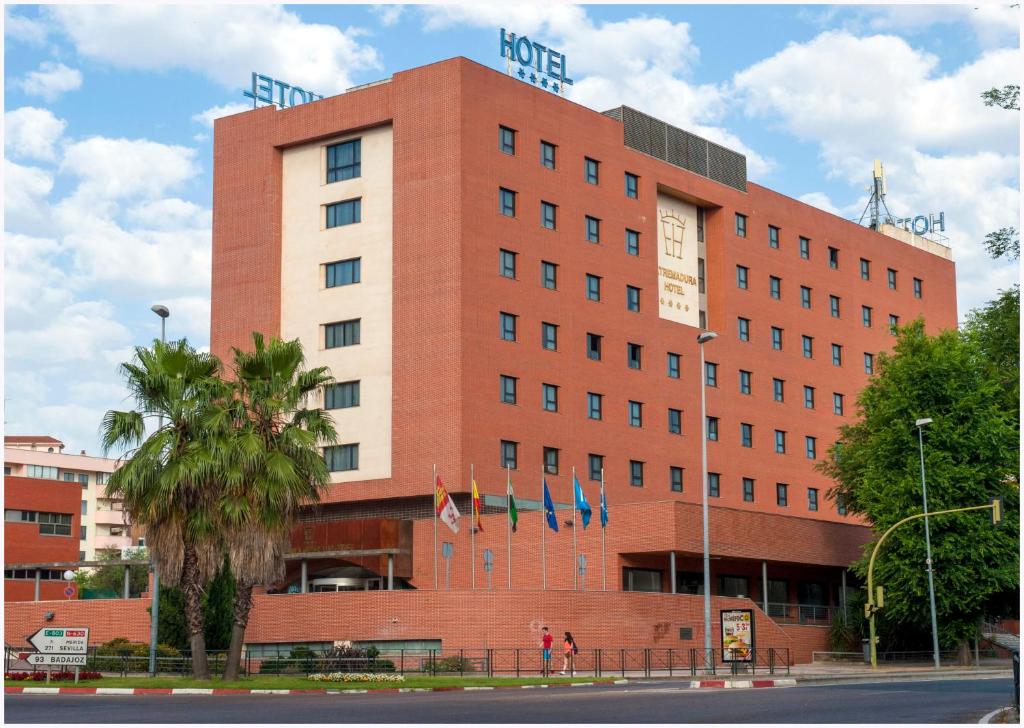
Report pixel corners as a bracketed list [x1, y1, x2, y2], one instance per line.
[64, 586, 75, 598]
[27, 653, 87, 666]
[28, 627, 89, 654]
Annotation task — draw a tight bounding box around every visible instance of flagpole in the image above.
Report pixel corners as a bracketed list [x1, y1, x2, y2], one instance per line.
[541, 465, 546, 591]
[433, 464, 438, 591]
[471, 463, 476, 591]
[506, 466, 512, 590]
[601, 468, 607, 592]
[572, 467, 578, 592]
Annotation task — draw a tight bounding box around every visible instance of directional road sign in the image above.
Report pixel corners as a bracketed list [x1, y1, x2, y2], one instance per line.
[27, 653, 87, 666]
[28, 627, 89, 654]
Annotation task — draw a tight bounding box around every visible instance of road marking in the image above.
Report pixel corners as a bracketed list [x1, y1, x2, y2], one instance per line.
[95, 688, 134, 695]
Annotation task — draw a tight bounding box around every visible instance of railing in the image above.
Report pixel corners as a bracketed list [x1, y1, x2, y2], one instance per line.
[765, 602, 833, 625]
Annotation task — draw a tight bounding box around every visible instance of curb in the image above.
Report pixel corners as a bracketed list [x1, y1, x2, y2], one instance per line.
[689, 678, 797, 689]
[5, 679, 621, 697]
[979, 706, 1016, 724]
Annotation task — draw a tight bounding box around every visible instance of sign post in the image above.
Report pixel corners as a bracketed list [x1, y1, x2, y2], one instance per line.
[28, 627, 89, 683]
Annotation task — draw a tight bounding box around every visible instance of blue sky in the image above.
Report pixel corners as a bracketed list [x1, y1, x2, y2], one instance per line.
[3, 3, 1020, 454]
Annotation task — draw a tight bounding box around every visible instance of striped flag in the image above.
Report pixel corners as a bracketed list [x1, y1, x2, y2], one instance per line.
[435, 477, 461, 534]
[472, 479, 483, 532]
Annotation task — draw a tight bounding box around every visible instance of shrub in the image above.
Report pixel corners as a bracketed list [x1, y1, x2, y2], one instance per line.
[422, 655, 475, 674]
[6, 671, 102, 681]
[88, 638, 180, 672]
[307, 672, 404, 683]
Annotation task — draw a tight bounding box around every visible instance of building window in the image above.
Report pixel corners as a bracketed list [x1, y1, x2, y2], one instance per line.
[623, 567, 661, 592]
[808, 488, 819, 512]
[913, 277, 923, 299]
[698, 259, 705, 294]
[776, 483, 788, 507]
[499, 187, 517, 217]
[627, 343, 642, 370]
[589, 454, 604, 482]
[887, 268, 897, 290]
[628, 400, 643, 428]
[804, 385, 815, 409]
[500, 375, 518, 405]
[541, 201, 557, 230]
[324, 444, 359, 472]
[708, 472, 720, 498]
[540, 140, 556, 169]
[771, 327, 783, 350]
[542, 383, 559, 412]
[805, 436, 817, 460]
[326, 258, 361, 288]
[501, 440, 518, 470]
[704, 361, 718, 387]
[739, 370, 752, 395]
[719, 575, 749, 598]
[668, 408, 682, 435]
[864, 352, 874, 375]
[706, 416, 719, 441]
[325, 319, 360, 348]
[837, 495, 847, 516]
[626, 285, 641, 312]
[586, 332, 602, 361]
[828, 246, 839, 269]
[77, 473, 88, 486]
[541, 261, 558, 290]
[862, 305, 873, 328]
[543, 447, 559, 475]
[585, 215, 600, 243]
[584, 157, 599, 184]
[860, 258, 870, 280]
[326, 198, 361, 228]
[740, 423, 753, 448]
[586, 273, 601, 301]
[625, 229, 640, 256]
[499, 125, 516, 154]
[500, 312, 517, 341]
[325, 381, 360, 409]
[625, 172, 639, 199]
[736, 265, 749, 289]
[773, 378, 785, 402]
[742, 478, 755, 502]
[541, 322, 558, 350]
[80, 525, 87, 540]
[827, 344, 841, 368]
[697, 208, 705, 243]
[829, 295, 840, 318]
[96, 472, 108, 485]
[800, 285, 811, 309]
[768, 225, 780, 249]
[802, 335, 814, 359]
[799, 236, 810, 259]
[63, 472, 75, 482]
[769, 275, 782, 300]
[667, 352, 681, 379]
[499, 249, 517, 279]
[27, 465, 57, 479]
[670, 466, 684, 493]
[737, 317, 750, 342]
[735, 213, 747, 238]
[774, 429, 787, 454]
[833, 392, 845, 415]
[43, 512, 74, 536]
[326, 139, 361, 182]
[629, 460, 644, 487]
[889, 314, 900, 334]
[587, 392, 603, 420]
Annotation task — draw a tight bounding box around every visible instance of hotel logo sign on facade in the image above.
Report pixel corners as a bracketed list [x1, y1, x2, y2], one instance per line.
[500, 28, 574, 94]
[243, 72, 323, 109]
[656, 193, 700, 328]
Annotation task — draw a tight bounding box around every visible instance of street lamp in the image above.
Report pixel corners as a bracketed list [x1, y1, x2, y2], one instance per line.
[697, 330, 718, 668]
[915, 417, 941, 669]
[148, 304, 169, 677]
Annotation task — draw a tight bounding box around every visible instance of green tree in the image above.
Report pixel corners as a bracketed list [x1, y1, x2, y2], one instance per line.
[983, 228, 1020, 261]
[218, 333, 337, 680]
[76, 552, 149, 598]
[101, 339, 229, 679]
[155, 564, 234, 653]
[819, 320, 1019, 654]
[981, 84, 1020, 110]
[963, 285, 1020, 416]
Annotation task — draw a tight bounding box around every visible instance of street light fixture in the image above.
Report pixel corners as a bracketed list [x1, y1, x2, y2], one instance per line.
[697, 330, 718, 668]
[915, 416, 941, 669]
[148, 304, 169, 677]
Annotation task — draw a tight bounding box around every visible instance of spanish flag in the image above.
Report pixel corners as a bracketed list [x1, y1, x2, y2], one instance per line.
[472, 479, 483, 532]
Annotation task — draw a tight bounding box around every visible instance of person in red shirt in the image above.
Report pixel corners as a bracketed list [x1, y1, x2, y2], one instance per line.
[540, 627, 554, 676]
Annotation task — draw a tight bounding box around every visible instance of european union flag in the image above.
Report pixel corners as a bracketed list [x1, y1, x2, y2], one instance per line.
[600, 483, 608, 529]
[543, 479, 559, 533]
[574, 475, 592, 529]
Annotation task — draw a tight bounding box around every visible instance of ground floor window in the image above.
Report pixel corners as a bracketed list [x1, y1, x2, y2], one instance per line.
[623, 567, 662, 592]
[676, 570, 703, 595]
[717, 575, 749, 598]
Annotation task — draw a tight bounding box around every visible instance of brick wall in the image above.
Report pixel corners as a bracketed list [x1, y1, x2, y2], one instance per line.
[779, 624, 832, 665]
[4, 598, 152, 647]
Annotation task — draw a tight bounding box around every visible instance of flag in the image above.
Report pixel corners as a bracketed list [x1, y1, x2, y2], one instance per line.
[472, 479, 483, 532]
[600, 480, 608, 529]
[435, 476, 461, 533]
[543, 479, 559, 532]
[574, 475, 592, 529]
[508, 478, 519, 533]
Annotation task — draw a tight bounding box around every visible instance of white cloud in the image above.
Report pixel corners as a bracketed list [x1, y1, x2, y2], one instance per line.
[3, 233, 73, 329]
[192, 103, 253, 129]
[4, 160, 54, 232]
[797, 192, 843, 217]
[125, 198, 212, 230]
[857, 5, 1019, 49]
[60, 137, 199, 204]
[370, 5, 404, 27]
[4, 8, 49, 45]
[45, 5, 381, 95]
[5, 106, 66, 162]
[16, 61, 82, 102]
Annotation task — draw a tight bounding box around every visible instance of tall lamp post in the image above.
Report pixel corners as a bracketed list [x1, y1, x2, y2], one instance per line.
[915, 416, 941, 669]
[148, 304, 169, 677]
[697, 330, 718, 668]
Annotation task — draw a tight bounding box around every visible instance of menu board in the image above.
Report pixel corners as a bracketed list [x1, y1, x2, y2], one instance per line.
[720, 609, 754, 662]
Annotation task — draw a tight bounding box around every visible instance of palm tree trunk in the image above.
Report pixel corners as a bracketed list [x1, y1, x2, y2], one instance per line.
[222, 582, 253, 681]
[181, 546, 210, 679]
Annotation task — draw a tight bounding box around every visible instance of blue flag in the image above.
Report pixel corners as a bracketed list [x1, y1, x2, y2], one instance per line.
[600, 481, 608, 529]
[543, 479, 559, 532]
[574, 475, 592, 529]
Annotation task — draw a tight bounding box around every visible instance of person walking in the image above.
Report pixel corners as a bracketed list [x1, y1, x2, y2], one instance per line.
[561, 632, 577, 676]
[540, 627, 554, 676]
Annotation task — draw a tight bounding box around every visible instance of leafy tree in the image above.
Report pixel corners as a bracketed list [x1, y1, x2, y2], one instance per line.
[154, 563, 234, 653]
[963, 285, 1020, 417]
[983, 227, 1020, 261]
[101, 339, 230, 679]
[981, 84, 1020, 110]
[819, 320, 1019, 654]
[218, 334, 337, 680]
[76, 552, 149, 597]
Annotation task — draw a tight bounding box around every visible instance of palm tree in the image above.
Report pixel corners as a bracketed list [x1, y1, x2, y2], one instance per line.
[101, 339, 229, 679]
[219, 333, 337, 680]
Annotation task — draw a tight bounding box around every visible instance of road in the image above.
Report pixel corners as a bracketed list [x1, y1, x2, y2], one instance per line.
[3, 677, 1014, 723]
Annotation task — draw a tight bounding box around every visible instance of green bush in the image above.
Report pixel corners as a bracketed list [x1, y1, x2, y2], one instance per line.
[423, 655, 475, 674]
[87, 637, 181, 672]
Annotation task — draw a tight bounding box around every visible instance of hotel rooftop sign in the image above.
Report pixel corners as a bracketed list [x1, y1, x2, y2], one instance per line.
[500, 28, 574, 94]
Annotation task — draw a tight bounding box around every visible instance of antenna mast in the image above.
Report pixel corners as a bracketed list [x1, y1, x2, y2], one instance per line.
[858, 160, 895, 230]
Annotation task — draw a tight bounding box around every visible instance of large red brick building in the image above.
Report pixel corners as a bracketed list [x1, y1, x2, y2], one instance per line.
[202, 56, 957, 660]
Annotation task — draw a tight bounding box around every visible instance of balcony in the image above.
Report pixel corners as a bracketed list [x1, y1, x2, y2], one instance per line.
[92, 507, 130, 527]
[765, 602, 834, 625]
[94, 534, 133, 551]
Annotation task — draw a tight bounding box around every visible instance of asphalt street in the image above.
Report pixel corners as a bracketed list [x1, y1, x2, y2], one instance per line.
[3, 677, 1014, 724]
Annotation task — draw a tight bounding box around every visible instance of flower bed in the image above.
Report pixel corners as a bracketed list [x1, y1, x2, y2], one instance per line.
[6, 671, 103, 681]
[306, 672, 406, 683]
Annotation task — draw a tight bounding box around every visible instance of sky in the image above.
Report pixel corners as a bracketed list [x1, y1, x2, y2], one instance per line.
[3, 3, 1020, 455]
